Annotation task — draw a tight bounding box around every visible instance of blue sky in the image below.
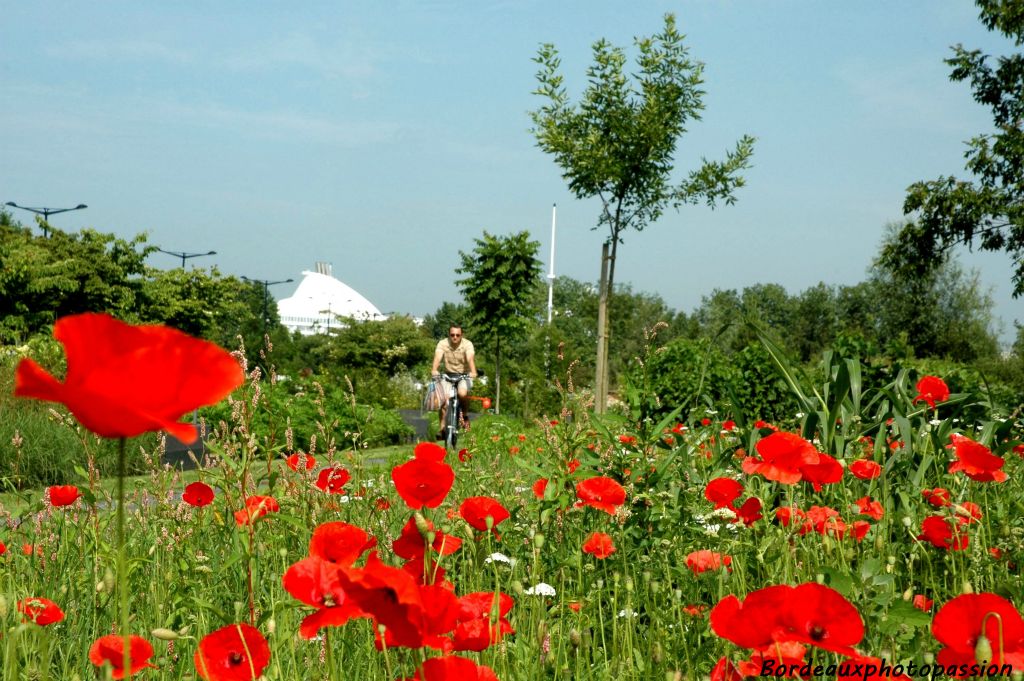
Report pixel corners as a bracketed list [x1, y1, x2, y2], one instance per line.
[2, 2, 1020, 343]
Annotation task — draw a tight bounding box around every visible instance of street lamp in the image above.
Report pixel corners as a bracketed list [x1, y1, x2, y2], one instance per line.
[241, 276, 294, 334]
[157, 248, 217, 268]
[5, 201, 88, 237]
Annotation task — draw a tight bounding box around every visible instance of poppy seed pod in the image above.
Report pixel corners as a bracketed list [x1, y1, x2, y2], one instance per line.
[569, 628, 582, 648]
[152, 628, 180, 641]
[534, 532, 545, 549]
[976, 634, 994, 666]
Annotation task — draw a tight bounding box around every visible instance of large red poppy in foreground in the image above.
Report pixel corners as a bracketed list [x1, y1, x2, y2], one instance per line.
[194, 623, 270, 681]
[711, 583, 863, 656]
[575, 477, 626, 515]
[741, 432, 820, 484]
[932, 593, 1024, 671]
[14, 313, 243, 444]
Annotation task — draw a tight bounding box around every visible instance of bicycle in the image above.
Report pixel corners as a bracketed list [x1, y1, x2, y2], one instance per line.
[436, 373, 472, 451]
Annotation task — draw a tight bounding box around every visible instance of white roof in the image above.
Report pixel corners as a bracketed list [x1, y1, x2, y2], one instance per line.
[277, 268, 385, 335]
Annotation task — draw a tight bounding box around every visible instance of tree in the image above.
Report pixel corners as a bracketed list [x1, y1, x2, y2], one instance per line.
[530, 13, 755, 412]
[883, 0, 1024, 296]
[455, 231, 543, 414]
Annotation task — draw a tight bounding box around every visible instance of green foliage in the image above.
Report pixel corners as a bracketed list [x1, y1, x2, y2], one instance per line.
[456, 230, 543, 413]
[636, 336, 738, 420]
[884, 0, 1024, 296]
[0, 220, 152, 343]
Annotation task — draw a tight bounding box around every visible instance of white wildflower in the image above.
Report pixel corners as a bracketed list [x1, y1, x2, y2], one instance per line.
[525, 583, 557, 597]
[484, 552, 513, 566]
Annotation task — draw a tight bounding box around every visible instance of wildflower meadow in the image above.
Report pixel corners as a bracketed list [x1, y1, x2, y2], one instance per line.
[0, 311, 1021, 681]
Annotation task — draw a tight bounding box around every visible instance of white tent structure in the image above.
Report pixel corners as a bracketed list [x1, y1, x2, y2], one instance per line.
[277, 262, 385, 335]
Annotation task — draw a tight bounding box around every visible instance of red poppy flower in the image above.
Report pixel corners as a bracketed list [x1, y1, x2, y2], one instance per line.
[722, 420, 736, 431]
[194, 623, 270, 681]
[737, 641, 808, 678]
[309, 521, 376, 566]
[0, 541, 6, 556]
[414, 656, 500, 681]
[459, 496, 510, 533]
[914, 375, 950, 409]
[452, 592, 515, 651]
[948, 434, 1008, 483]
[14, 313, 243, 444]
[932, 593, 1024, 671]
[315, 466, 351, 494]
[233, 495, 279, 526]
[710, 657, 744, 681]
[566, 458, 580, 473]
[686, 550, 732, 574]
[799, 453, 844, 491]
[47, 485, 80, 507]
[854, 496, 884, 520]
[922, 488, 951, 507]
[712, 583, 863, 656]
[704, 478, 743, 509]
[532, 478, 548, 499]
[955, 501, 983, 525]
[582, 532, 616, 559]
[392, 458, 455, 510]
[575, 477, 626, 515]
[741, 432, 819, 484]
[392, 515, 462, 560]
[336, 553, 427, 648]
[285, 452, 316, 471]
[374, 583, 460, 651]
[849, 459, 882, 480]
[282, 557, 366, 639]
[734, 497, 763, 526]
[457, 448, 471, 462]
[918, 515, 969, 551]
[414, 441, 447, 462]
[183, 481, 215, 508]
[89, 634, 158, 678]
[913, 594, 933, 612]
[618, 434, 637, 445]
[18, 597, 64, 625]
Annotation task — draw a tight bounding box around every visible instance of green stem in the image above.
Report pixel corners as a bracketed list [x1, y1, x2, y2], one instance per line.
[117, 437, 130, 676]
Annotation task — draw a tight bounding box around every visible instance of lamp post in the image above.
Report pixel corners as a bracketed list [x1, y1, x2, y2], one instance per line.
[157, 248, 217, 268]
[5, 202, 88, 237]
[241, 276, 293, 334]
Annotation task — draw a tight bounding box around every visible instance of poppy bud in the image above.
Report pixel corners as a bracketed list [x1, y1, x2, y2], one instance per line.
[569, 629, 581, 648]
[625, 577, 634, 593]
[267, 618, 276, 634]
[0, 595, 6, 618]
[534, 532, 545, 549]
[887, 555, 897, 565]
[537, 620, 548, 644]
[902, 516, 913, 528]
[874, 534, 885, 552]
[902, 587, 914, 601]
[976, 634, 994, 666]
[152, 628, 180, 641]
[510, 580, 524, 596]
[103, 568, 115, 593]
[963, 580, 975, 594]
[816, 573, 825, 585]
[413, 512, 431, 538]
[95, 580, 105, 593]
[923, 653, 934, 665]
[652, 642, 663, 664]
[485, 515, 494, 531]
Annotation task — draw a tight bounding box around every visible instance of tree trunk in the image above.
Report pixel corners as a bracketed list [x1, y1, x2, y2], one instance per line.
[595, 242, 610, 414]
[495, 335, 501, 415]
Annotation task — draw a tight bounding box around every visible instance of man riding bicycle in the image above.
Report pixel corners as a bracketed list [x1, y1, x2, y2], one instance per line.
[431, 324, 477, 440]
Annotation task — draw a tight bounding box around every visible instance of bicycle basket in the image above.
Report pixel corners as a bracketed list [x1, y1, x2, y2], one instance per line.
[422, 379, 447, 412]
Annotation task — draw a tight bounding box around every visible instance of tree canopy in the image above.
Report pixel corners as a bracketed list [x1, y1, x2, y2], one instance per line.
[883, 0, 1024, 296]
[530, 13, 754, 411]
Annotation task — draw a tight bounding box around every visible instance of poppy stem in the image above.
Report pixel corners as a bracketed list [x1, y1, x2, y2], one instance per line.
[117, 436, 131, 678]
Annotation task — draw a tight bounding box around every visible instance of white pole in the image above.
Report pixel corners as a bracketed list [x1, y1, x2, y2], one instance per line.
[546, 203, 557, 324]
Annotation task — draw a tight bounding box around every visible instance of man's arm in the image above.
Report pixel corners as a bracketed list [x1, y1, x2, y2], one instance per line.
[431, 345, 443, 376]
[467, 351, 477, 379]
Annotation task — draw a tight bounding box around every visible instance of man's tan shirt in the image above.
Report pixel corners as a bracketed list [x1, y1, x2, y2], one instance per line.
[434, 338, 475, 374]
